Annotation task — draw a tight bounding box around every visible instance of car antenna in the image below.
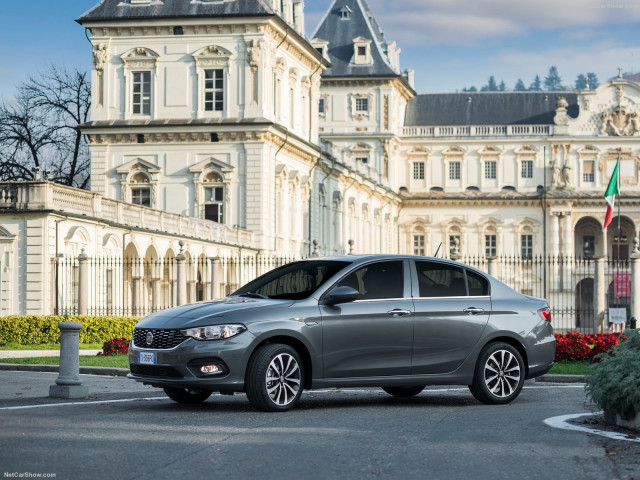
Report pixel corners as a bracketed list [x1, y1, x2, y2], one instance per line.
[433, 242, 442, 257]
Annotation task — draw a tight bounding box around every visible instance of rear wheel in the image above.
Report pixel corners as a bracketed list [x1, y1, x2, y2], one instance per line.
[382, 386, 425, 398]
[245, 344, 304, 412]
[163, 387, 212, 404]
[469, 343, 524, 405]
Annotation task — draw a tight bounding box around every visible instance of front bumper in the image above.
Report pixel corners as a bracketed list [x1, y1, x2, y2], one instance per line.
[128, 331, 255, 391]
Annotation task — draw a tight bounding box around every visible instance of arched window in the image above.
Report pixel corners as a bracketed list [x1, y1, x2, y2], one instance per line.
[203, 171, 225, 224]
[130, 172, 151, 207]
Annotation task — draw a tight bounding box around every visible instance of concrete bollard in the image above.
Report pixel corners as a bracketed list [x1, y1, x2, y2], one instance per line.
[49, 321, 89, 399]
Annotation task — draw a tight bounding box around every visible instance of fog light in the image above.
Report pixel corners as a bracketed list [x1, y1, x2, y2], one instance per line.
[200, 365, 221, 374]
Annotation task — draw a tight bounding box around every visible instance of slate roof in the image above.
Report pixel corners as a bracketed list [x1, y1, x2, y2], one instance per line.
[77, 0, 275, 23]
[312, 0, 399, 78]
[405, 92, 580, 126]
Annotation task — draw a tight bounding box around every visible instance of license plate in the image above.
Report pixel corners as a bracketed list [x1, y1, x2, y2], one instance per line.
[138, 352, 156, 365]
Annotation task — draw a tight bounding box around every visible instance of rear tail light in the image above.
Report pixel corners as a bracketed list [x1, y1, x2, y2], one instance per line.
[538, 307, 552, 323]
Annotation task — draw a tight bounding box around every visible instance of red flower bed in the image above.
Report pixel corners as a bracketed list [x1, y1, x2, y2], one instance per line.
[554, 332, 625, 362]
[97, 337, 130, 356]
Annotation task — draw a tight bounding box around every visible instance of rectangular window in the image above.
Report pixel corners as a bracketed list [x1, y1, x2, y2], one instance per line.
[131, 187, 151, 207]
[318, 98, 326, 114]
[132, 71, 151, 115]
[485, 234, 497, 257]
[413, 162, 425, 180]
[204, 69, 224, 112]
[413, 235, 425, 256]
[583, 160, 595, 182]
[521, 234, 533, 260]
[204, 186, 224, 224]
[355, 97, 369, 112]
[355, 157, 369, 164]
[449, 161, 461, 180]
[583, 235, 595, 259]
[521, 160, 533, 179]
[485, 161, 496, 179]
[357, 46, 366, 56]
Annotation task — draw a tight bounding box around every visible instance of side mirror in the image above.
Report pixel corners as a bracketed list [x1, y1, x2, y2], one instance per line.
[324, 286, 359, 305]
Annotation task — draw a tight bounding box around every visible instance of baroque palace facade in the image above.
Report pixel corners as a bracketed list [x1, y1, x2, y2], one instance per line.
[1, 0, 639, 326]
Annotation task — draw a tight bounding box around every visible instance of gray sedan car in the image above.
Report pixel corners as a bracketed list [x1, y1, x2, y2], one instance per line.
[128, 255, 555, 411]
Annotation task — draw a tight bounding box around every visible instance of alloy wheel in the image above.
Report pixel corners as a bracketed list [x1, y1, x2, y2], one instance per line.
[265, 353, 301, 406]
[483, 349, 521, 398]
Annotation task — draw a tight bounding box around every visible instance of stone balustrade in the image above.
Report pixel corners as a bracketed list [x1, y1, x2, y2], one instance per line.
[402, 124, 553, 137]
[0, 181, 255, 248]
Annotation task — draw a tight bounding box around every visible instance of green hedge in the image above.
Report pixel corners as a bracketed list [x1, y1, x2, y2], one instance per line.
[0, 316, 140, 346]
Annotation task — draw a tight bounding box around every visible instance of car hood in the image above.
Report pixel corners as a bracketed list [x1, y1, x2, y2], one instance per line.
[135, 297, 295, 328]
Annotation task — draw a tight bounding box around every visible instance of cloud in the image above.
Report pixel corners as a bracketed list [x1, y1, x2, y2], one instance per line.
[360, 0, 640, 46]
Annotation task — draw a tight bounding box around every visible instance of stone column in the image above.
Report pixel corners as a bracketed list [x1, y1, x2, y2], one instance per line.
[176, 242, 187, 306]
[210, 257, 221, 299]
[77, 250, 89, 316]
[49, 321, 88, 399]
[152, 278, 161, 311]
[487, 256, 499, 280]
[550, 214, 560, 291]
[562, 213, 574, 291]
[594, 256, 606, 333]
[132, 276, 141, 315]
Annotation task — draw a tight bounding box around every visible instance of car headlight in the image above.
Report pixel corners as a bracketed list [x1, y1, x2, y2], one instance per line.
[180, 325, 246, 341]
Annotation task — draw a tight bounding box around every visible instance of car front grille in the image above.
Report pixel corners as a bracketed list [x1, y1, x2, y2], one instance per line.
[130, 364, 182, 378]
[133, 328, 188, 349]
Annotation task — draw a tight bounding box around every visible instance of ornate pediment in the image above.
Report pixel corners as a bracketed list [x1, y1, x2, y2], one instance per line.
[601, 105, 640, 136]
[121, 47, 159, 69]
[192, 45, 233, 68]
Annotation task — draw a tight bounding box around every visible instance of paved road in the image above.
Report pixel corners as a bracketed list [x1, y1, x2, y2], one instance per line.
[0, 371, 637, 480]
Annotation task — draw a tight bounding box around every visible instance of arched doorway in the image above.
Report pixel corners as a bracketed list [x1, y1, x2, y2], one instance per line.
[607, 216, 635, 260]
[574, 217, 603, 259]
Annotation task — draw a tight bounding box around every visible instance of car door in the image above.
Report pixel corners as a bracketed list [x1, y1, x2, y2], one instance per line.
[410, 260, 491, 375]
[320, 260, 414, 379]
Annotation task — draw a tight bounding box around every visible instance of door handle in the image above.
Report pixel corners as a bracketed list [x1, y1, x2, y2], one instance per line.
[387, 309, 411, 317]
[463, 307, 484, 315]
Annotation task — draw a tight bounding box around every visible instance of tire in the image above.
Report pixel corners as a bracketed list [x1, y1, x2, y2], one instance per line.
[163, 387, 212, 404]
[382, 386, 425, 398]
[469, 342, 525, 405]
[245, 344, 304, 412]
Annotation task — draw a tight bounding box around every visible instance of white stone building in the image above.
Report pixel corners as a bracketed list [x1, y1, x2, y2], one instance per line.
[1, 0, 639, 331]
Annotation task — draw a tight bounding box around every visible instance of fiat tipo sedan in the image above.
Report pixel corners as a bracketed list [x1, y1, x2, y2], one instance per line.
[129, 255, 555, 411]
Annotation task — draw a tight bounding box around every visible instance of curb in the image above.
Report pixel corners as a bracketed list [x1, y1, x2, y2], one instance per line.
[0, 363, 129, 377]
[535, 374, 585, 383]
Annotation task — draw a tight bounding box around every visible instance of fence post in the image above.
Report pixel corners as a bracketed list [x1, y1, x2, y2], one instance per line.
[49, 321, 88, 399]
[210, 257, 221, 299]
[594, 256, 606, 333]
[176, 241, 187, 306]
[77, 249, 89, 316]
[630, 248, 640, 325]
[487, 256, 498, 280]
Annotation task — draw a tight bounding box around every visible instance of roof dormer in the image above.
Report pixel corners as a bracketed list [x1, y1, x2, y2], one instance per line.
[352, 36, 372, 65]
[339, 5, 352, 19]
[312, 38, 330, 59]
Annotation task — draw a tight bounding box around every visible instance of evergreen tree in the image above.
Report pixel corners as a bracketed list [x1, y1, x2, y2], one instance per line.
[498, 80, 507, 91]
[587, 72, 600, 89]
[544, 66, 563, 90]
[487, 76, 498, 91]
[575, 73, 588, 90]
[529, 75, 542, 91]
[514, 78, 526, 91]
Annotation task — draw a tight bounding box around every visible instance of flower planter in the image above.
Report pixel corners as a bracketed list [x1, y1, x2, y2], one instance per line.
[604, 411, 640, 432]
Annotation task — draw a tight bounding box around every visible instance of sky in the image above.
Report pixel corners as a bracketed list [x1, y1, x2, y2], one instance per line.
[1, 0, 640, 99]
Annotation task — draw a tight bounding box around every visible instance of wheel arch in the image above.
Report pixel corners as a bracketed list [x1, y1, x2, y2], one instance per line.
[481, 335, 529, 379]
[251, 335, 313, 389]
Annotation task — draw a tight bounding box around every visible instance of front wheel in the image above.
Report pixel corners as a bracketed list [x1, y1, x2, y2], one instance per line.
[382, 386, 425, 398]
[469, 343, 525, 405]
[163, 387, 212, 404]
[245, 344, 304, 412]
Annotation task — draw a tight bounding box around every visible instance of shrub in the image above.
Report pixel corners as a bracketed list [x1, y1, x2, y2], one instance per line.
[585, 330, 640, 420]
[553, 332, 624, 362]
[0, 315, 140, 346]
[98, 337, 130, 356]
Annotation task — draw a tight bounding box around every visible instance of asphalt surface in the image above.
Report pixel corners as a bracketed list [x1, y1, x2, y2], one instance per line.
[0, 371, 638, 480]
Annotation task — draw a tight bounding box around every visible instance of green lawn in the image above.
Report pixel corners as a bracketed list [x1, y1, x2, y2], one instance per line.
[0, 342, 104, 350]
[0, 354, 129, 369]
[548, 361, 591, 375]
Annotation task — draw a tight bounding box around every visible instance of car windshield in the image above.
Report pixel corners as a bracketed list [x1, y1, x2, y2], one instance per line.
[231, 260, 351, 300]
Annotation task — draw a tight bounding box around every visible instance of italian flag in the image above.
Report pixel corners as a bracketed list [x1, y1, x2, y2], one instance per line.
[603, 153, 620, 230]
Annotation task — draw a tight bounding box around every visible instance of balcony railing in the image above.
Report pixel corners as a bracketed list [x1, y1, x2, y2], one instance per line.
[402, 125, 553, 138]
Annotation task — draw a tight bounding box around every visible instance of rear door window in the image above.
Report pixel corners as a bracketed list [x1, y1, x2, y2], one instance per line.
[415, 261, 467, 297]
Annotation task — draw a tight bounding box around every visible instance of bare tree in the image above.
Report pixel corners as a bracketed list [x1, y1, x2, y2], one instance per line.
[0, 66, 91, 188]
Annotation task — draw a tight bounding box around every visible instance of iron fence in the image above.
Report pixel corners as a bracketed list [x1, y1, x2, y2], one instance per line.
[53, 254, 632, 333]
